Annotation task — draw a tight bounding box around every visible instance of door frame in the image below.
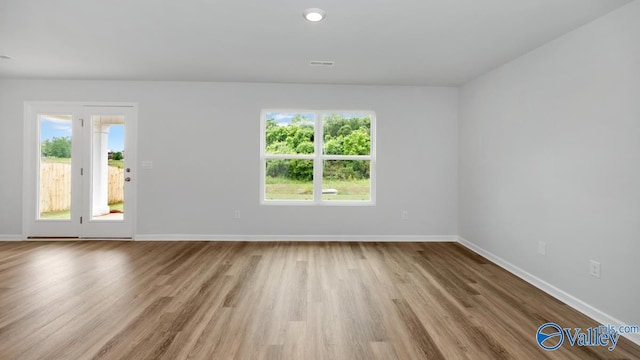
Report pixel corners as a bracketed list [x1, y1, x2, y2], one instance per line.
[22, 101, 138, 239]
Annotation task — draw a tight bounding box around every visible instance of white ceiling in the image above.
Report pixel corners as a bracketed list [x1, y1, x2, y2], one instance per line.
[0, 0, 632, 86]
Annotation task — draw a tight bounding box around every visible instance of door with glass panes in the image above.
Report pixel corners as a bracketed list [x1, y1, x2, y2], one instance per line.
[24, 103, 136, 238]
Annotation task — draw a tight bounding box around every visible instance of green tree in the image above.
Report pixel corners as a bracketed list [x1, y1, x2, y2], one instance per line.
[112, 151, 123, 160]
[265, 113, 371, 181]
[343, 129, 370, 155]
[290, 160, 313, 181]
[323, 114, 344, 137]
[41, 136, 71, 158]
[324, 114, 370, 137]
[337, 125, 353, 137]
[266, 141, 295, 154]
[324, 138, 344, 155]
[265, 125, 292, 146]
[40, 139, 51, 157]
[296, 141, 314, 154]
[286, 125, 313, 150]
[266, 160, 289, 178]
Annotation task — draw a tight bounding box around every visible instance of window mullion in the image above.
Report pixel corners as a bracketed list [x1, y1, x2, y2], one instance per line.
[264, 154, 314, 160]
[313, 111, 323, 203]
[321, 155, 371, 161]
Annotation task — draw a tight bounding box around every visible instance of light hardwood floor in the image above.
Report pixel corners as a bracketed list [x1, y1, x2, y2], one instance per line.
[0, 241, 638, 359]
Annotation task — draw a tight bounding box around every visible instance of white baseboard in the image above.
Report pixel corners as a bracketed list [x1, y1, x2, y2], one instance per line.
[0, 235, 22, 241]
[134, 234, 458, 242]
[457, 236, 640, 346]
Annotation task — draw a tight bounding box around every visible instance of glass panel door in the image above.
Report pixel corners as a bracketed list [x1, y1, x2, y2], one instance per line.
[25, 104, 83, 238]
[38, 114, 74, 220]
[89, 114, 126, 221]
[24, 103, 136, 239]
[81, 106, 136, 238]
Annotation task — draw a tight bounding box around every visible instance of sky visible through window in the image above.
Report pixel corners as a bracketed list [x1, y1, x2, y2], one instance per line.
[266, 112, 314, 126]
[266, 112, 368, 126]
[41, 117, 124, 152]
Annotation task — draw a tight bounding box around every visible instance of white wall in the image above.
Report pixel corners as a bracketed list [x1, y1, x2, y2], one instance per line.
[459, 1, 640, 327]
[0, 80, 458, 238]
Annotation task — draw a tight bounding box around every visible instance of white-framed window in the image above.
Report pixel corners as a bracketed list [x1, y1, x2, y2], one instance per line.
[260, 110, 376, 205]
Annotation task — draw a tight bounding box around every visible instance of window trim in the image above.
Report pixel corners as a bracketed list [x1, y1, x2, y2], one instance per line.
[260, 109, 376, 206]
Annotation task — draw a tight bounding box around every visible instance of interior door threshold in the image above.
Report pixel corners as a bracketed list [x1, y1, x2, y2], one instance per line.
[26, 237, 133, 241]
[27, 236, 80, 241]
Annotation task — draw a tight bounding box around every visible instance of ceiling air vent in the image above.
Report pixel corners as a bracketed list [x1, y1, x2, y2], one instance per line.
[309, 60, 335, 67]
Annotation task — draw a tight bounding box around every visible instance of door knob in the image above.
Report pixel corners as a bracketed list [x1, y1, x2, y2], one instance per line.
[125, 177, 131, 182]
[126, 168, 131, 173]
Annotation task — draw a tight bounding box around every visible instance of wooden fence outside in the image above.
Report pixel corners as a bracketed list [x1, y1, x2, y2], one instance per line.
[39, 163, 124, 213]
[108, 166, 124, 205]
[40, 163, 71, 212]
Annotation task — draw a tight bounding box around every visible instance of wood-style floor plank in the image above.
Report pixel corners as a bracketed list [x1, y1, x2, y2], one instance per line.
[0, 241, 638, 359]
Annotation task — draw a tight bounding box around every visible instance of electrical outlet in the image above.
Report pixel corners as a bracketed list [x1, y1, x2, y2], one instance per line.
[234, 210, 241, 219]
[538, 241, 546, 256]
[401, 211, 409, 220]
[589, 260, 601, 278]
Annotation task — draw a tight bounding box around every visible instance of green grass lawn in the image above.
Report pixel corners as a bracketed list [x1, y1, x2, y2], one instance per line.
[39, 209, 72, 220]
[109, 202, 124, 212]
[108, 159, 124, 169]
[265, 177, 370, 201]
[41, 157, 71, 164]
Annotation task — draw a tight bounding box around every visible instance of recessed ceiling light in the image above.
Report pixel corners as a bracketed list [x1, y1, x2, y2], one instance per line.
[303, 8, 326, 22]
[0, 55, 11, 60]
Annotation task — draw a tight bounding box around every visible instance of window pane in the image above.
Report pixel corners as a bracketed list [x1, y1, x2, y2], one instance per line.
[322, 160, 370, 201]
[39, 114, 73, 220]
[265, 159, 314, 201]
[265, 112, 315, 155]
[91, 115, 126, 221]
[323, 113, 371, 155]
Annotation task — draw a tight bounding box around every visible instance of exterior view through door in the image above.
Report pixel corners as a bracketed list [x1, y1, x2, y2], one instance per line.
[23, 103, 137, 239]
[89, 114, 126, 221]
